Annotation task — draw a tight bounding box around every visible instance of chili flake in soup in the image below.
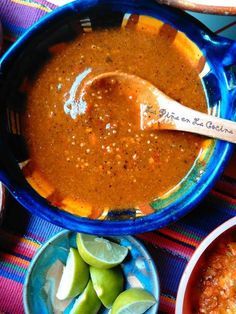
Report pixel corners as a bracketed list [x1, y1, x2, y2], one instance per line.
[21, 26, 207, 217]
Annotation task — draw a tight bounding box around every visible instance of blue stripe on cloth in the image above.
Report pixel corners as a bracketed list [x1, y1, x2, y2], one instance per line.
[9, 252, 32, 262]
[1, 20, 27, 37]
[151, 247, 187, 296]
[0, 267, 25, 284]
[25, 216, 63, 243]
[180, 198, 235, 233]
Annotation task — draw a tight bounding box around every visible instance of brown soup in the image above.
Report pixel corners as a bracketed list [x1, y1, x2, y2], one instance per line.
[21, 24, 207, 218]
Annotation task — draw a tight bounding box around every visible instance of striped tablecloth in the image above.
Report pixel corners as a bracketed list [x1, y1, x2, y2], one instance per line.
[0, 1, 236, 313]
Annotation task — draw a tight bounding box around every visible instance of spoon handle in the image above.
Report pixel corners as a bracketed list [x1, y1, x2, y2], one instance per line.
[152, 95, 236, 144]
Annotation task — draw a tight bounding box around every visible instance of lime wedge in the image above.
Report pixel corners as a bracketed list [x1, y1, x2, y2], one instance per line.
[111, 288, 156, 314]
[76, 233, 128, 269]
[56, 248, 89, 300]
[90, 266, 124, 308]
[69, 280, 101, 314]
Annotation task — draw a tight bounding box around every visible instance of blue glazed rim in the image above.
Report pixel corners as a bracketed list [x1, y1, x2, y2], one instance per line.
[0, 0, 236, 235]
[23, 231, 160, 314]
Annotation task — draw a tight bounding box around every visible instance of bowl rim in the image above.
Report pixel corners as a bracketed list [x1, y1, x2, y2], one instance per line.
[175, 215, 236, 313]
[23, 231, 160, 314]
[0, 0, 235, 235]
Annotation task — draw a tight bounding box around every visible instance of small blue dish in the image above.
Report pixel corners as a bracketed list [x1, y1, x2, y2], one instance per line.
[0, 0, 236, 235]
[23, 231, 160, 314]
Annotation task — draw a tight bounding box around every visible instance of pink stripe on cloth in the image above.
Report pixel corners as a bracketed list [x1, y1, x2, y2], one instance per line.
[138, 233, 194, 259]
[0, 231, 39, 259]
[34, 0, 57, 7]
[27, 231, 51, 243]
[160, 228, 199, 247]
[160, 295, 175, 314]
[0, 277, 24, 314]
[10, 243, 38, 259]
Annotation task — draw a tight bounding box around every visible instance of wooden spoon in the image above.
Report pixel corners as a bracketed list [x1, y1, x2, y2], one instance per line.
[83, 71, 236, 144]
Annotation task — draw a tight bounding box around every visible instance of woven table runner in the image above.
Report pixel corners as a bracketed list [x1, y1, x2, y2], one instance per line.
[0, 1, 236, 313]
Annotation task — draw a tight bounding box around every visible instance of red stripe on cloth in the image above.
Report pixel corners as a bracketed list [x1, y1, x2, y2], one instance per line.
[159, 228, 201, 248]
[224, 150, 236, 180]
[33, 0, 57, 8]
[159, 295, 175, 314]
[1, 253, 29, 269]
[0, 230, 40, 259]
[214, 181, 236, 199]
[211, 189, 236, 205]
[8, 243, 38, 259]
[137, 232, 194, 259]
[0, 277, 24, 314]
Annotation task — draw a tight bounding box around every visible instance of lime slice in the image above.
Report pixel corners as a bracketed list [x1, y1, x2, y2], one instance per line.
[69, 280, 101, 314]
[111, 288, 156, 314]
[76, 233, 128, 269]
[56, 248, 89, 300]
[90, 266, 124, 308]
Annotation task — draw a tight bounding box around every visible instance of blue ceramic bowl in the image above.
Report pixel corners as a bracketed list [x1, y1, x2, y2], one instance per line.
[0, 0, 236, 235]
[23, 231, 160, 314]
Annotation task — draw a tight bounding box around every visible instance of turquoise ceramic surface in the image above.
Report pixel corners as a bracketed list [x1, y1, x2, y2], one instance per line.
[23, 231, 160, 314]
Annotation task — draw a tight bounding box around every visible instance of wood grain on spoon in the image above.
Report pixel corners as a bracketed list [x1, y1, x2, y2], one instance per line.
[83, 72, 236, 144]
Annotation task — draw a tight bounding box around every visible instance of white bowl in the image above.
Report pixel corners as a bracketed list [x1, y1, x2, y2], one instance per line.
[176, 216, 236, 313]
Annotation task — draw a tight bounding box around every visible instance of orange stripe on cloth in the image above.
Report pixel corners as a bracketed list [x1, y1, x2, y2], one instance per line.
[159, 294, 175, 314]
[0, 229, 41, 249]
[0, 252, 29, 268]
[160, 228, 201, 248]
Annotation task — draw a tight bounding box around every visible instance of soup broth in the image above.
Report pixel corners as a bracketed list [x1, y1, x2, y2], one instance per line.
[21, 25, 207, 217]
